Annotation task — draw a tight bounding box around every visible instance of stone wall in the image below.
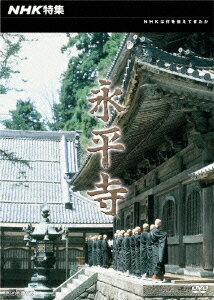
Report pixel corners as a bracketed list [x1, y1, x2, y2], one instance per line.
[54, 269, 97, 300]
[72, 284, 96, 300]
[84, 268, 214, 300]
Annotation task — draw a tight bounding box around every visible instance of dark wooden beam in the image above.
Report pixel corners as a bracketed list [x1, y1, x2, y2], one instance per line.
[202, 186, 213, 270]
[178, 183, 185, 268]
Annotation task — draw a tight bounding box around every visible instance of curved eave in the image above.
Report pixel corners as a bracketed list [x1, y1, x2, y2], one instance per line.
[72, 60, 212, 191]
[187, 162, 214, 182]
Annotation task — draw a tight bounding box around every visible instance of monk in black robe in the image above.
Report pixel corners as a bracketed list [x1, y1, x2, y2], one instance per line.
[97, 235, 103, 266]
[147, 224, 155, 277]
[87, 236, 93, 267]
[148, 219, 168, 281]
[117, 231, 124, 271]
[130, 229, 136, 275]
[92, 235, 98, 266]
[140, 223, 149, 276]
[123, 229, 132, 274]
[85, 238, 88, 264]
[134, 226, 141, 277]
[121, 232, 126, 272]
[102, 234, 111, 268]
[113, 232, 118, 270]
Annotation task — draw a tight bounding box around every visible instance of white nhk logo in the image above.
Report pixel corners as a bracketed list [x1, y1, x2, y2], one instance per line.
[8, 5, 64, 15]
[8, 5, 43, 14]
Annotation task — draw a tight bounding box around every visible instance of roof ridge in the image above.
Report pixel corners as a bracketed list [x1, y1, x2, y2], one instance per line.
[106, 33, 130, 79]
[0, 202, 113, 224]
[0, 130, 79, 140]
[71, 191, 100, 207]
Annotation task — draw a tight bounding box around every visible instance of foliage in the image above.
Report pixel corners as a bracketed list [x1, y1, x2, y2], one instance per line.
[0, 149, 29, 165]
[2, 99, 46, 131]
[0, 149, 31, 182]
[50, 33, 124, 158]
[0, 34, 33, 182]
[0, 33, 31, 172]
[0, 33, 26, 94]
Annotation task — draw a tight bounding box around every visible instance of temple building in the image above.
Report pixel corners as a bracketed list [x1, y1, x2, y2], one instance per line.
[72, 33, 214, 277]
[0, 130, 113, 287]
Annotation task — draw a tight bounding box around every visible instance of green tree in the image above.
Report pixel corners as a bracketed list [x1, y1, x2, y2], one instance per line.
[3, 99, 46, 131]
[0, 34, 31, 178]
[50, 33, 124, 151]
[0, 33, 25, 94]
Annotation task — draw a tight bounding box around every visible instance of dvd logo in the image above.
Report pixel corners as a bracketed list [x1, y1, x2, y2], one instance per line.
[8, 5, 43, 15]
[192, 285, 208, 294]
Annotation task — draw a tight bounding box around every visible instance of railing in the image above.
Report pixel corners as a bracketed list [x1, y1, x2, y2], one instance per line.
[54, 268, 85, 293]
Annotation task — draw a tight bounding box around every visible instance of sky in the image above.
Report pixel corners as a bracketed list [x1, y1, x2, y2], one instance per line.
[0, 33, 78, 125]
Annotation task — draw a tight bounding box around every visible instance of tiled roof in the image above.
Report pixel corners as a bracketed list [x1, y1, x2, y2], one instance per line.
[188, 163, 214, 179]
[0, 138, 60, 161]
[108, 33, 214, 86]
[0, 182, 62, 203]
[0, 160, 61, 183]
[0, 193, 113, 224]
[0, 130, 113, 225]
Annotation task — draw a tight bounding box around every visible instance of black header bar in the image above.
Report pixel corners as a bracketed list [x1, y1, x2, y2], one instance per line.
[1, 1, 213, 32]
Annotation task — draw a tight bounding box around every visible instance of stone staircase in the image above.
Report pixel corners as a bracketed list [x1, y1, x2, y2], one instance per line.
[54, 268, 97, 300]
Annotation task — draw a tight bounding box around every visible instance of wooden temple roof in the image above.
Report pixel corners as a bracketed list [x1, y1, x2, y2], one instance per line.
[189, 163, 214, 179]
[72, 33, 214, 191]
[186, 163, 214, 186]
[0, 130, 113, 226]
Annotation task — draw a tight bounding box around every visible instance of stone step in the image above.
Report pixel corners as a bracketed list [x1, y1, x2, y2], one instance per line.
[61, 287, 70, 295]
[55, 291, 63, 300]
[66, 283, 76, 290]
[72, 278, 83, 287]
[55, 296, 63, 300]
[55, 291, 62, 297]
[78, 274, 89, 281]
[84, 268, 96, 277]
[53, 269, 93, 300]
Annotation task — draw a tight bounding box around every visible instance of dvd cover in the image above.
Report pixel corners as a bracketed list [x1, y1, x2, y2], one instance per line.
[0, 1, 214, 300]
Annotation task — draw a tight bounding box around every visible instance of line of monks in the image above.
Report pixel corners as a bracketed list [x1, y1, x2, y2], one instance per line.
[85, 219, 168, 281]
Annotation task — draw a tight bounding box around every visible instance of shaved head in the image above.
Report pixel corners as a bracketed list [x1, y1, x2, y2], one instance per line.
[127, 229, 132, 236]
[150, 224, 155, 230]
[143, 223, 149, 230]
[155, 219, 162, 228]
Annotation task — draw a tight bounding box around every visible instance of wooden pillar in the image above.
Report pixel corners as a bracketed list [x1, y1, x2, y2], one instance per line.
[113, 216, 117, 233]
[28, 246, 32, 271]
[178, 183, 185, 268]
[65, 237, 69, 279]
[134, 202, 140, 227]
[148, 195, 154, 224]
[0, 227, 3, 287]
[153, 195, 159, 221]
[83, 232, 86, 260]
[56, 242, 59, 270]
[0, 228, 4, 287]
[202, 185, 213, 270]
[121, 211, 125, 229]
